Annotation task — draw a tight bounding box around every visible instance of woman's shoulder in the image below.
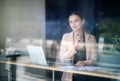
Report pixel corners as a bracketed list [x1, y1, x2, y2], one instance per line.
[62, 32, 73, 40]
[85, 33, 96, 41]
[62, 32, 73, 37]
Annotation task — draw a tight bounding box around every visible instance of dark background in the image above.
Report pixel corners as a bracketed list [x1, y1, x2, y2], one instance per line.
[45, 0, 120, 42]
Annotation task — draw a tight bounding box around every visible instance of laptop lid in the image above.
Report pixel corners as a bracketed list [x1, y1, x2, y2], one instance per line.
[27, 45, 47, 66]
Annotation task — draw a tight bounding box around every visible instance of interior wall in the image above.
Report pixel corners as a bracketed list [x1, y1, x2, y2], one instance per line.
[0, 0, 45, 50]
[0, 0, 5, 48]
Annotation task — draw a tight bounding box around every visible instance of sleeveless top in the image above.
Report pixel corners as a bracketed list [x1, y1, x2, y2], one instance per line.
[73, 31, 86, 64]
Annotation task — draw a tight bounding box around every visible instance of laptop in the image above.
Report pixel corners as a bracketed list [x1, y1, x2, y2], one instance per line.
[27, 45, 54, 66]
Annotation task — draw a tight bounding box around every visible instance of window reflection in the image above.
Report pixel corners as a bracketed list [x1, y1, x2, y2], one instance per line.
[0, 0, 120, 81]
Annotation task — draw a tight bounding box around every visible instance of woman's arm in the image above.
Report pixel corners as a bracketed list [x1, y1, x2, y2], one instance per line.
[60, 34, 76, 63]
[85, 35, 97, 65]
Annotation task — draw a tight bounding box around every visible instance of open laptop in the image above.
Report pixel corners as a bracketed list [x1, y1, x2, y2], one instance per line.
[27, 45, 54, 66]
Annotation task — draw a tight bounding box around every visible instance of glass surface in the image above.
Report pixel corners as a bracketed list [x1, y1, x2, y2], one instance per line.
[0, 0, 120, 81]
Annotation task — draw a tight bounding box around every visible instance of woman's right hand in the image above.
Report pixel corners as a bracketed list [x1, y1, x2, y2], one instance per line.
[73, 41, 79, 50]
[70, 46, 77, 56]
[74, 41, 85, 50]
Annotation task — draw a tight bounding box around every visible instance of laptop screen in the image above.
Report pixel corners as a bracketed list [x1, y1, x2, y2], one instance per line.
[27, 45, 47, 66]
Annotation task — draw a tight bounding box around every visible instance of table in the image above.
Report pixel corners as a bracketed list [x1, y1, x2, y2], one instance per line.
[0, 60, 120, 81]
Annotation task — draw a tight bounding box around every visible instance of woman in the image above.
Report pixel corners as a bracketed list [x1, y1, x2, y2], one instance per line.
[60, 11, 97, 81]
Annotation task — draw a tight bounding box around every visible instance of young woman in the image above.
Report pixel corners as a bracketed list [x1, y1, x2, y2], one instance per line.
[60, 11, 97, 81]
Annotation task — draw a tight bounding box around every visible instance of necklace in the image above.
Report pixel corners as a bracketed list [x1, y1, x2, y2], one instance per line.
[73, 31, 83, 43]
[73, 31, 86, 50]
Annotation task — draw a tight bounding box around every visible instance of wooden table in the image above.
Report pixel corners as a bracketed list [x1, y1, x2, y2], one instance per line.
[0, 60, 120, 81]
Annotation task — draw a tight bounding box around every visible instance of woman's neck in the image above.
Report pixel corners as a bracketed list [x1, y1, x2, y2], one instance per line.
[73, 29, 84, 42]
[74, 29, 83, 37]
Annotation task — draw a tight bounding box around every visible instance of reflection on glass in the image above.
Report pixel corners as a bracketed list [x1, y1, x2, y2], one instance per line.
[98, 36, 104, 53]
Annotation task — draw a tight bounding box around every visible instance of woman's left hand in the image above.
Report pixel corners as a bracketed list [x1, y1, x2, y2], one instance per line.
[74, 61, 86, 66]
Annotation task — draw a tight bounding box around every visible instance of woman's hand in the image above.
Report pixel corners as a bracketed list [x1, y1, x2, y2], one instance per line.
[73, 39, 85, 51]
[70, 47, 77, 55]
[74, 61, 86, 66]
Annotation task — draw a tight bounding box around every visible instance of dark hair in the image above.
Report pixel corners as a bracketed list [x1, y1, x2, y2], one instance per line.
[69, 11, 84, 20]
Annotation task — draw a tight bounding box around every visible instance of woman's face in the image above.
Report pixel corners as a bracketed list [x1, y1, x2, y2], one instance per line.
[69, 14, 84, 32]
